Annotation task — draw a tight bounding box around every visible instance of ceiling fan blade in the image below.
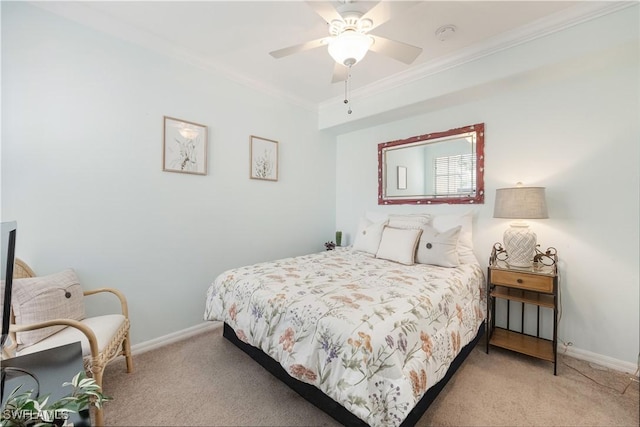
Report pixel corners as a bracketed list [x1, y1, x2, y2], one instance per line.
[306, 1, 343, 24]
[369, 35, 422, 64]
[269, 37, 330, 59]
[361, 1, 419, 31]
[331, 63, 349, 83]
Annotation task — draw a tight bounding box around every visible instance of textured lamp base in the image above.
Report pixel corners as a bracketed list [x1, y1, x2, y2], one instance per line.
[503, 224, 536, 267]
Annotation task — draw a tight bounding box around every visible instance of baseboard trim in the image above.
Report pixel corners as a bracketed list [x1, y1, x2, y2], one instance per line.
[560, 343, 639, 375]
[126, 321, 638, 376]
[130, 321, 222, 356]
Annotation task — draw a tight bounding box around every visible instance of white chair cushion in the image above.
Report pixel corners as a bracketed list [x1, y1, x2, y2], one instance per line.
[16, 314, 126, 358]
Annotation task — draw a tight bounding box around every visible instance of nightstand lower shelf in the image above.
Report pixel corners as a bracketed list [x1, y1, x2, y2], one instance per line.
[489, 327, 554, 362]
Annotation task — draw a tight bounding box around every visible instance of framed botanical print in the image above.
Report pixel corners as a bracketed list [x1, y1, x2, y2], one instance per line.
[163, 116, 207, 175]
[250, 135, 278, 181]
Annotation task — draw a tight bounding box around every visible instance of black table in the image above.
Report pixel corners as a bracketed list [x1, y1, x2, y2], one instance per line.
[1, 342, 90, 426]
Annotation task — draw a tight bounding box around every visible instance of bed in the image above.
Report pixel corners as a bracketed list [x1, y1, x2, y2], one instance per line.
[204, 213, 486, 426]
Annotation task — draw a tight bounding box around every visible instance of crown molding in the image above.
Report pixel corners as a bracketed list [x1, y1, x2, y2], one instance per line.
[28, 0, 635, 113]
[320, 1, 637, 109]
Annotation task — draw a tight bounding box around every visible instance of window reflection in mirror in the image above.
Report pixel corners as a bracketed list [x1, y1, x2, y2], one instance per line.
[378, 123, 484, 205]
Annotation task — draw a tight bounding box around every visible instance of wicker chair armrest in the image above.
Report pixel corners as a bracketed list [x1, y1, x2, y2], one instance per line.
[83, 287, 129, 317]
[9, 318, 100, 357]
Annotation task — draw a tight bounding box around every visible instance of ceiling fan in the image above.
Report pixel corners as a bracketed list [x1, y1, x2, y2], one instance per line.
[269, 1, 423, 83]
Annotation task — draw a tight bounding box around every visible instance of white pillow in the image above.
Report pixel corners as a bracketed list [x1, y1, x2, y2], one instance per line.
[387, 213, 432, 230]
[12, 269, 86, 346]
[432, 211, 476, 263]
[352, 218, 388, 255]
[416, 225, 461, 267]
[376, 226, 423, 265]
[365, 211, 389, 223]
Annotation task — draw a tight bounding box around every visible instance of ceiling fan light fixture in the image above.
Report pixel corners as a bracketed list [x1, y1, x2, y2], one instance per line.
[328, 31, 373, 67]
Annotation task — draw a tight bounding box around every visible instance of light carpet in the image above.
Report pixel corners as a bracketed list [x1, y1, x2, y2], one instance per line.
[101, 323, 639, 426]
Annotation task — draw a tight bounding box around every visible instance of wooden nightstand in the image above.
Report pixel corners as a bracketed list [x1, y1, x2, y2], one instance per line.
[485, 244, 559, 375]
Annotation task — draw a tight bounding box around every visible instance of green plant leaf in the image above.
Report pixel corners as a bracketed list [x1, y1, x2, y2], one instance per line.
[1, 369, 112, 425]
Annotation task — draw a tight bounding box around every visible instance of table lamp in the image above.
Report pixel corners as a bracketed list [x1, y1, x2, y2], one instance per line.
[493, 183, 548, 267]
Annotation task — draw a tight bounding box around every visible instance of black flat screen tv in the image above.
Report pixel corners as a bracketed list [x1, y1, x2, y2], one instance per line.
[1, 221, 17, 351]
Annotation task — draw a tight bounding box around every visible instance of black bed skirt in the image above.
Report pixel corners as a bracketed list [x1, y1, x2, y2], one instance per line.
[223, 321, 485, 427]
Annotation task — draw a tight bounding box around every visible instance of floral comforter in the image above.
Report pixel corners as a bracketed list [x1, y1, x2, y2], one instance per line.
[204, 248, 486, 427]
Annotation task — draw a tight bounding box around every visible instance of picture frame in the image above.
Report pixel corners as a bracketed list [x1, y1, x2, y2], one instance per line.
[397, 166, 407, 190]
[163, 116, 207, 175]
[250, 135, 278, 181]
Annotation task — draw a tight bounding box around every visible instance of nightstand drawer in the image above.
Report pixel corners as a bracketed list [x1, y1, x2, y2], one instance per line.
[491, 269, 554, 293]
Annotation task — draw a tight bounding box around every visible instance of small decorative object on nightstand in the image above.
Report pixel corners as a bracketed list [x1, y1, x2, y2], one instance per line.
[324, 241, 336, 251]
[486, 243, 559, 374]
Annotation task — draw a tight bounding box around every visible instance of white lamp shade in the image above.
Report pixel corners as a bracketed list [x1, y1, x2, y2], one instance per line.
[328, 31, 373, 67]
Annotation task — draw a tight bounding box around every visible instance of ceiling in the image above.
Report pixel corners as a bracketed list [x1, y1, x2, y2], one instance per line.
[34, 1, 617, 109]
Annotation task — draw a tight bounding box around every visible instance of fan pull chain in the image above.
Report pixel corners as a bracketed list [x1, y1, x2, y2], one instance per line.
[343, 66, 353, 115]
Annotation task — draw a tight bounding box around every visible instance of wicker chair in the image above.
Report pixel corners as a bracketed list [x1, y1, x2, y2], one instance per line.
[4, 259, 133, 426]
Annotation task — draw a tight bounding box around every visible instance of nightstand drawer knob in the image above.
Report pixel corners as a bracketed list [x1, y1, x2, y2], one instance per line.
[517, 279, 523, 284]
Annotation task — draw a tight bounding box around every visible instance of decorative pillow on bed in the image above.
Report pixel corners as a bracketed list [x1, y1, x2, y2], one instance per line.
[12, 269, 86, 346]
[352, 218, 388, 255]
[415, 225, 461, 267]
[375, 226, 423, 265]
[364, 210, 389, 223]
[387, 213, 432, 230]
[432, 211, 476, 264]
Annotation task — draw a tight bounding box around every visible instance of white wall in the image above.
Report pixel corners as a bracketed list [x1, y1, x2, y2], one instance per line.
[336, 7, 639, 367]
[2, 2, 638, 370]
[1, 2, 336, 344]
